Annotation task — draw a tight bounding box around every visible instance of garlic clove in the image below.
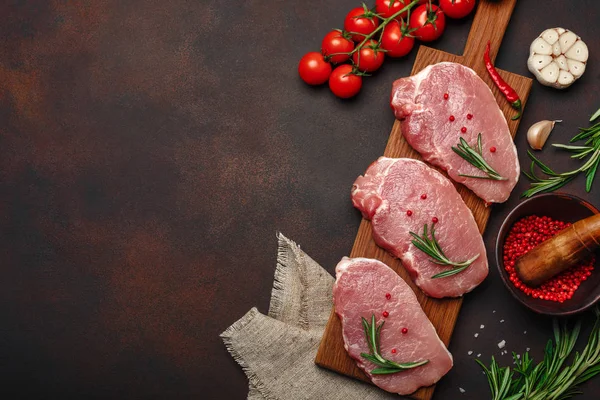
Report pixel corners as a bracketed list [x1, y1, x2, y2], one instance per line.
[531, 37, 553, 55]
[555, 55, 568, 70]
[540, 62, 559, 84]
[556, 28, 566, 35]
[527, 120, 561, 150]
[557, 70, 574, 86]
[567, 59, 586, 77]
[565, 40, 589, 62]
[559, 30, 577, 53]
[541, 28, 560, 45]
[552, 42, 561, 56]
[530, 54, 553, 70]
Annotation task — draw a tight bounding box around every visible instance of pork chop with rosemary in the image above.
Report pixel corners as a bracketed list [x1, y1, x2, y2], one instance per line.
[352, 157, 488, 297]
[334, 257, 453, 395]
[391, 62, 519, 203]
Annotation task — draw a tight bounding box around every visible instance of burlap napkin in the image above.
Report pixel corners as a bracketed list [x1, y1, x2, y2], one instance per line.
[221, 233, 397, 399]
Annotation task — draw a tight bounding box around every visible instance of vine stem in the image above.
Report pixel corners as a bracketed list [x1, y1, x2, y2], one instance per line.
[325, 0, 420, 60]
[354, 0, 420, 54]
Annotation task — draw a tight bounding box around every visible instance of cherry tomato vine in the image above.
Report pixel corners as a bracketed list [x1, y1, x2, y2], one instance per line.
[298, 0, 477, 99]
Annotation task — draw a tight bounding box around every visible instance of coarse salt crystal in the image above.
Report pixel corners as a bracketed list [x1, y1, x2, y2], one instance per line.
[459, 387, 466, 393]
[500, 319, 505, 323]
[480, 324, 485, 329]
[526, 347, 530, 352]
[493, 310, 496, 313]
[474, 333, 479, 338]
[517, 354, 521, 359]
[524, 331, 527, 334]
[498, 340, 506, 349]
[477, 353, 481, 357]
[468, 350, 473, 355]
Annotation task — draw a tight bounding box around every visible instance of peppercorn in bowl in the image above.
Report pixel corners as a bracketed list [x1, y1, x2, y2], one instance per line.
[495, 193, 600, 316]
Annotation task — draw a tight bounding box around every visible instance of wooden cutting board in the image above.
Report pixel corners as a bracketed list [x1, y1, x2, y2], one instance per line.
[315, 1, 532, 399]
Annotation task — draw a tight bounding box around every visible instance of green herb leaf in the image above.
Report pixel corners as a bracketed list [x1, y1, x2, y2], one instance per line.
[370, 360, 430, 375]
[586, 157, 600, 192]
[371, 367, 405, 375]
[452, 133, 507, 181]
[360, 314, 428, 375]
[430, 264, 471, 279]
[590, 107, 600, 122]
[524, 119, 600, 197]
[360, 353, 391, 368]
[409, 222, 479, 278]
[477, 308, 600, 400]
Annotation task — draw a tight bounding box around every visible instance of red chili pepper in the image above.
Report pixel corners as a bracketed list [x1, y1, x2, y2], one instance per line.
[484, 41, 522, 121]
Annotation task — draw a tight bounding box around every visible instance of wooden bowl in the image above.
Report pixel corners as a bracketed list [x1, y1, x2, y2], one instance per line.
[495, 193, 600, 316]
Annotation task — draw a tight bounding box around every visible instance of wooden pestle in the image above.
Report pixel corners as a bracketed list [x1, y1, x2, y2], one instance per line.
[515, 213, 600, 287]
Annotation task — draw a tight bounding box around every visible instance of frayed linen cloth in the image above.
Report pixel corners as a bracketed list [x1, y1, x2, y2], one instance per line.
[221, 233, 397, 400]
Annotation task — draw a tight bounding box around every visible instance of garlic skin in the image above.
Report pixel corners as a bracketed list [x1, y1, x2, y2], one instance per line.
[527, 28, 588, 89]
[527, 120, 561, 150]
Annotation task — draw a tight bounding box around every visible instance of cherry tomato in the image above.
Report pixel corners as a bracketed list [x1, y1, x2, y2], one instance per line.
[298, 52, 332, 85]
[439, 0, 476, 19]
[380, 20, 415, 58]
[329, 64, 362, 99]
[375, 0, 428, 20]
[321, 30, 354, 64]
[409, 4, 446, 42]
[375, 0, 408, 19]
[352, 40, 385, 72]
[344, 6, 380, 42]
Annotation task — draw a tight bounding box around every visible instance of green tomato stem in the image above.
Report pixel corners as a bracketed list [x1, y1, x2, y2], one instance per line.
[325, 0, 420, 63]
[352, 0, 420, 55]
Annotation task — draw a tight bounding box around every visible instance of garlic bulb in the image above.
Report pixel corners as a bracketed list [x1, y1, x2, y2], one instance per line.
[527, 120, 561, 150]
[527, 28, 588, 89]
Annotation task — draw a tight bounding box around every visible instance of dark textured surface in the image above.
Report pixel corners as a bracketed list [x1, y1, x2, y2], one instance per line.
[1, 1, 599, 399]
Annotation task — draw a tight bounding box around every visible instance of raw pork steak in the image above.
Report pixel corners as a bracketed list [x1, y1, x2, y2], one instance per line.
[391, 62, 519, 203]
[334, 257, 453, 395]
[352, 157, 488, 297]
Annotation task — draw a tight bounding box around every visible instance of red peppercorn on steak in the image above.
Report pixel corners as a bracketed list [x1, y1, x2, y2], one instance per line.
[352, 157, 488, 297]
[391, 62, 519, 203]
[333, 257, 453, 395]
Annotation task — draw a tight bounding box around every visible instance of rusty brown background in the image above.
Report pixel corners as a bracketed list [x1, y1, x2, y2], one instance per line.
[1, 0, 600, 399]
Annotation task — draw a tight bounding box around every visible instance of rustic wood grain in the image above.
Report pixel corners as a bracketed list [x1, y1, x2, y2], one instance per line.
[315, 1, 533, 399]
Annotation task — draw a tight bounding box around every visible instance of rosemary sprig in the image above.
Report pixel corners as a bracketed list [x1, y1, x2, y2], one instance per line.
[477, 308, 600, 400]
[590, 106, 600, 122]
[523, 120, 600, 197]
[409, 223, 479, 279]
[522, 150, 577, 197]
[452, 133, 507, 181]
[360, 314, 428, 375]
